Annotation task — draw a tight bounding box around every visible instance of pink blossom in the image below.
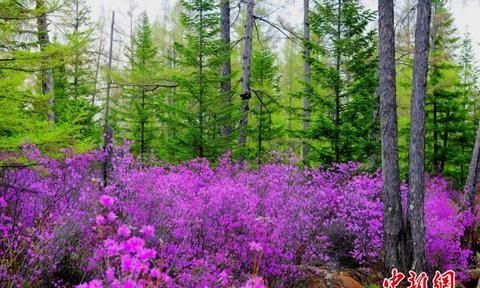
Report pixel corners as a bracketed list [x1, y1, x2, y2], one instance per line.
[248, 241, 263, 253]
[122, 279, 136, 288]
[107, 211, 117, 221]
[95, 215, 106, 225]
[123, 237, 145, 254]
[137, 248, 156, 261]
[139, 225, 154, 238]
[99, 195, 115, 208]
[0, 197, 7, 208]
[105, 267, 115, 282]
[117, 225, 131, 238]
[104, 239, 122, 256]
[149, 268, 161, 278]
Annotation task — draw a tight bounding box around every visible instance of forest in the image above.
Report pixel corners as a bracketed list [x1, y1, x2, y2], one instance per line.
[1, 0, 480, 287]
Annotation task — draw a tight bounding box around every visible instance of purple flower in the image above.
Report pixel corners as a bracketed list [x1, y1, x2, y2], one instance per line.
[248, 241, 263, 253]
[139, 225, 154, 238]
[107, 211, 117, 221]
[99, 195, 115, 208]
[122, 279, 136, 288]
[117, 225, 131, 238]
[105, 267, 115, 282]
[137, 248, 156, 261]
[0, 197, 7, 208]
[104, 239, 121, 256]
[95, 215, 106, 226]
[123, 237, 145, 254]
[149, 268, 161, 278]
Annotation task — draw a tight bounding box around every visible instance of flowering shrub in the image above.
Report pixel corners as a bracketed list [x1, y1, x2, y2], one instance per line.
[0, 144, 473, 287]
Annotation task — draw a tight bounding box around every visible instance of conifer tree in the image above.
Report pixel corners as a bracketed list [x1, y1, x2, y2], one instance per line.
[112, 13, 162, 160]
[309, 0, 378, 164]
[173, 0, 225, 161]
[426, 5, 471, 185]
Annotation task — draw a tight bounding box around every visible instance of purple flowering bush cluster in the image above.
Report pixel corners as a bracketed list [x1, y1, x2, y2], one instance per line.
[0, 144, 473, 287]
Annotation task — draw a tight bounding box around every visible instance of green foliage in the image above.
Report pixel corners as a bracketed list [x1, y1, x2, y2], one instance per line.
[247, 48, 283, 162]
[308, 0, 379, 164]
[425, 6, 476, 186]
[111, 13, 163, 159]
[0, 0, 96, 157]
[170, 0, 226, 161]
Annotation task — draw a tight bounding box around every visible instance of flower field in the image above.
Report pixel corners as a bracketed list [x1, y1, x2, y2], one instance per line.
[0, 144, 472, 287]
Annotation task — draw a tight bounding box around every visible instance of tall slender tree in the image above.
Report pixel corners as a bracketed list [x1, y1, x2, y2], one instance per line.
[174, 0, 225, 160]
[220, 0, 232, 141]
[36, 0, 55, 123]
[378, 0, 408, 273]
[238, 0, 255, 157]
[407, 0, 431, 273]
[303, 0, 311, 160]
[310, 0, 377, 163]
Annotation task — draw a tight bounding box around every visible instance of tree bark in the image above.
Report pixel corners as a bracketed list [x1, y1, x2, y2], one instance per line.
[464, 120, 480, 210]
[198, 0, 205, 158]
[378, 0, 408, 273]
[238, 0, 255, 153]
[220, 0, 232, 139]
[303, 0, 311, 160]
[36, 0, 55, 123]
[103, 10, 115, 186]
[93, 22, 105, 105]
[407, 0, 431, 273]
[334, 0, 342, 163]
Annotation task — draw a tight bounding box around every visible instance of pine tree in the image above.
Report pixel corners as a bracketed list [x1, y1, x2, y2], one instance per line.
[250, 48, 282, 163]
[0, 0, 93, 153]
[112, 13, 162, 160]
[426, 5, 471, 185]
[173, 0, 225, 161]
[53, 0, 99, 141]
[309, 0, 378, 164]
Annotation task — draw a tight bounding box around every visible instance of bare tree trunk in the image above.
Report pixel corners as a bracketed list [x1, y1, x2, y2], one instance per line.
[103, 10, 115, 186]
[198, 0, 205, 158]
[238, 0, 255, 153]
[334, 0, 342, 163]
[378, 0, 408, 273]
[141, 87, 146, 161]
[36, 0, 55, 123]
[220, 0, 232, 139]
[303, 0, 311, 160]
[407, 0, 431, 273]
[464, 121, 480, 210]
[462, 120, 480, 259]
[73, 0, 79, 98]
[93, 21, 105, 105]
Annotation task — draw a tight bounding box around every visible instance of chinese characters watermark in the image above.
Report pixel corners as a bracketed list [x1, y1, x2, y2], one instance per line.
[383, 269, 455, 288]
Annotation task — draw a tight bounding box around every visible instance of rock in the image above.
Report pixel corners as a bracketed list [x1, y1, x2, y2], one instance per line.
[298, 266, 365, 288]
[335, 274, 364, 288]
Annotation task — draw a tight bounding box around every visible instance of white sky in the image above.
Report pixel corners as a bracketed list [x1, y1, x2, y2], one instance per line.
[86, 0, 480, 60]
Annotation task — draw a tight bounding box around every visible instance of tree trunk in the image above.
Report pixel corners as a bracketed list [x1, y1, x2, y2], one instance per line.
[220, 0, 232, 139]
[93, 22, 105, 105]
[36, 0, 55, 123]
[238, 0, 255, 153]
[462, 120, 480, 259]
[378, 0, 408, 274]
[407, 0, 431, 273]
[141, 87, 146, 161]
[103, 10, 115, 186]
[198, 1, 205, 158]
[303, 0, 311, 160]
[73, 0, 79, 98]
[464, 120, 480, 210]
[433, 97, 440, 174]
[334, 0, 342, 163]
